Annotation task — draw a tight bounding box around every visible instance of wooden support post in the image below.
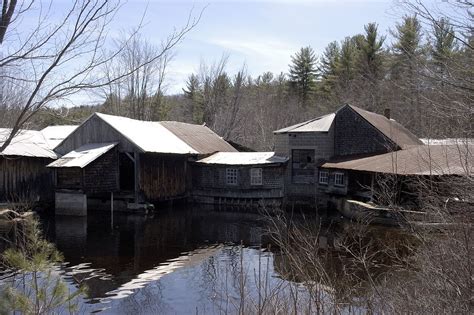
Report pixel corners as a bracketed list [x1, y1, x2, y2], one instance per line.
[134, 152, 140, 204]
[111, 192, 114, 229]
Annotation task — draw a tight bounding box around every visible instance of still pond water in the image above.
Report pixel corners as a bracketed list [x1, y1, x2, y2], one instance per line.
[34, 206, 312, 314]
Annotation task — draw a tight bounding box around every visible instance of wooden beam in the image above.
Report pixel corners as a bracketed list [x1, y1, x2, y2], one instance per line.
[134, 152, 140, 203]
[125, 152, 135, 162]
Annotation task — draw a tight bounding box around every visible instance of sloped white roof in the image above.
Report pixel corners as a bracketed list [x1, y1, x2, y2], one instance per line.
[196, 152, 288, 165]
[274, 113, 335, 134]
[96, 113, 200, 154]
[421, 138, 474, 145]
[48, 142, 117, 168]
[41, 125, 78, 149]
[0, 128, 58, 159]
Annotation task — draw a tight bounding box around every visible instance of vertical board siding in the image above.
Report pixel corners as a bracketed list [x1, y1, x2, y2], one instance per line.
[55, 115, 138, 156]
[0, 157, 53, 202]
[139, 154, 187, 201]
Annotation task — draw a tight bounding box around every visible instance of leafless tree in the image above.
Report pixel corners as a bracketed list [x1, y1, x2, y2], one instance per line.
[101, 33, 173, 120]
[0, 0, 201, 151]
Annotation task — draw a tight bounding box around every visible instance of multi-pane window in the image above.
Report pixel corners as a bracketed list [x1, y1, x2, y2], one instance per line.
[334, 172, 345, 187]
[318, 170, 329, 184]
[226, 168, 238, 185]
[250, 168, 263, 186]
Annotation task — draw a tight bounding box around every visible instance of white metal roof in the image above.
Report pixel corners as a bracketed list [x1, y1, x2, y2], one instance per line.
[0, 128, 58, 159]
[47, 142, 117, 168]
[41, 125, 78, 149]
[196, 152, 288, 165]
[274, 113, 335, 134]
[421, 138, 474, 145]
[96, 113, 200, 154]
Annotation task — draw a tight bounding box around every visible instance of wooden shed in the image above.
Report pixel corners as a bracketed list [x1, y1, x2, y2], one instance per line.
[192, 152, 288, 208]
[0, 128, 58, 204]
[50, 112, 237, 215]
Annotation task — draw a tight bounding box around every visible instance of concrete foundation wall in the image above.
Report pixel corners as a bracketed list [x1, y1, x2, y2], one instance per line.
[55, 192, 87, 216]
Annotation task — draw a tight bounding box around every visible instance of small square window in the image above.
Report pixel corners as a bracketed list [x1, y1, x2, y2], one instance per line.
[319, 170, 329, 184]
[250, 168, 263, 186]
[334, 172, 345, 187]
[226, 168, 238, 185]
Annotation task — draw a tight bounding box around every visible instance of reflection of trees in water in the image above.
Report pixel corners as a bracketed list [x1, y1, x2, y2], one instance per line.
[48, 206, 268, 302]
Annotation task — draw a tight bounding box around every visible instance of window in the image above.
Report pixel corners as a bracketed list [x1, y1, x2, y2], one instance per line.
[319, 170, 329, 184]
[291, 149, 315, 180]
[226, 168, 238, 185]
[250, 168, 263, 186]
[334, 172, 345, 187]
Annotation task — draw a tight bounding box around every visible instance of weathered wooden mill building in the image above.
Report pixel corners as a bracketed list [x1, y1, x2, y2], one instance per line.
[192, 152, 288, 207]
[320, 142, 473, 222]
[273, 104, 424, 207]
[48, 113, 237, 215]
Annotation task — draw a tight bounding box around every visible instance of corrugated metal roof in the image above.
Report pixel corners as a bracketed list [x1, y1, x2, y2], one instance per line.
[274, 113, 335, 134]
[95, 113, 236, 155]
[41, 125, 78, 149]
[0, 128, 58, 159]
[347, 105, 423, 149]
[196, 152, 288, 165]
[47, 142, 117, 168]
[160, 121, 237, 154]
[322, 144, 473, 176]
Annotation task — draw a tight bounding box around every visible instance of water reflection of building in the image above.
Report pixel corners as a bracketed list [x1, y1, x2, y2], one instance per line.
[51, 207, 267, 301]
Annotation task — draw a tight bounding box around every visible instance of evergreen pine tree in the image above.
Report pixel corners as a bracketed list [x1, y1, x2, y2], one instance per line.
[357, 23, 385, 83]
[288, 46, 319, 106]
[339, 36, 360, 88]
[183, 74, 204, 123]
[392, 15, 423, 76]
[431, 18, 457, 75]
[391, 15, 425, 134]
[319, 41, 341, 99]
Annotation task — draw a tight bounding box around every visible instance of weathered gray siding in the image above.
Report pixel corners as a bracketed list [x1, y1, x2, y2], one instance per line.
[56, 168, 82, 189]
[55, 149, 119, 194]
[194, 165, 284, 190]
[192, 164, 285, 201]
[0, 157, 54, 202]
[84, 149, 119, 193]
[288, 131, 334, 161]
[283, 125, 335, 200]
[55, 115, 138, 155]
[274, 133, 289, 157]
[334, 106, 396, 157]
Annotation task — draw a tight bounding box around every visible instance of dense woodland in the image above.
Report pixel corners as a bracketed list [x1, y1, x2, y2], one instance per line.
[1, 2, 472, 152]
[0, 1, 473, 313]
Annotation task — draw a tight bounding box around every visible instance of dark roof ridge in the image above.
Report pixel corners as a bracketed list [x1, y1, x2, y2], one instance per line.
[342, 104, 423, 149]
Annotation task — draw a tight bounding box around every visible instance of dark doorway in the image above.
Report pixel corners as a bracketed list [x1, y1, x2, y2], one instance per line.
[119, 153, 135, 191]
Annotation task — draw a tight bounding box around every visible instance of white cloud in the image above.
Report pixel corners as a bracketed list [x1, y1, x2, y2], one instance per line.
[209, 37, 298, 73]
